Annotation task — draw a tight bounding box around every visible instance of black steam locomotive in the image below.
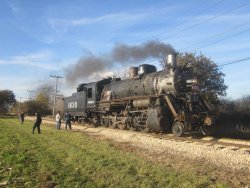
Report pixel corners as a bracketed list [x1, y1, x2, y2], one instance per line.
[64, 54, 215, 136]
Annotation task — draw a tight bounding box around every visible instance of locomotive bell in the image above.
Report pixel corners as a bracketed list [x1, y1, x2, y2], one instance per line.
[167, 54, 177, 69]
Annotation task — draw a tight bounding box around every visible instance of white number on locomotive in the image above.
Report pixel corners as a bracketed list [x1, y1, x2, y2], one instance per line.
[68, 102, 77, 108]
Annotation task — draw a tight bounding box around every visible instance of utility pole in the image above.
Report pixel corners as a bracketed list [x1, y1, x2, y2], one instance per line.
[27, 90, 35, 115]
[17, 97, 23, 114]
[27, 90, 35, 100]
[50, 75, 63, 118]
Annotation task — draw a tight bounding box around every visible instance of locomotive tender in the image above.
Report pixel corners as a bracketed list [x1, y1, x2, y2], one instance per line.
[64, 54, 215, 136]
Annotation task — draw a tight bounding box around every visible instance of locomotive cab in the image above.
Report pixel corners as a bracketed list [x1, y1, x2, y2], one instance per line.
[64, 78, 113, 123]
[86, 83, 96, 109]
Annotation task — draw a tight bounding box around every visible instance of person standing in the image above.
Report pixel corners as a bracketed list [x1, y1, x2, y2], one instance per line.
[19, 112, 25, 124]
[64, 111, 72, 130]
[56, 111, 61, 130]
[32, 112, 42, 134]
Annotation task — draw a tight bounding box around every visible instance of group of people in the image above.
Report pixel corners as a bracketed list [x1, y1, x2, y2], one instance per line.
[18, 111, 73, 134]
[55, 111, 72, 130]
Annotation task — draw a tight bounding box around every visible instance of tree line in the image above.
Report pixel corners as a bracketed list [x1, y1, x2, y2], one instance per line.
[0, 87, 64, 116]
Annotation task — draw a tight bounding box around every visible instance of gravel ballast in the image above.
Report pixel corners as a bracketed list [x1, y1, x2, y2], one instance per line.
[72, 125, 250, 172]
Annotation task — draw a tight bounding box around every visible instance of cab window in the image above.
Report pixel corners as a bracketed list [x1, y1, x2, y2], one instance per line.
[87, 88, 92, 98]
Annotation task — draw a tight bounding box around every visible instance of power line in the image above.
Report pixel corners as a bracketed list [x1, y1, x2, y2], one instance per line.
[180, 20, 250, 51]
[218, 57, 250, 67]
[133, 0, 227, 63]
[147, 55, 250, 70]
[192, 27, 250, 52]
[144, 2, 250, 67]
[159, 2, 250, 42]
[140, 0, 225, 42]
[109, 1, 225, 45]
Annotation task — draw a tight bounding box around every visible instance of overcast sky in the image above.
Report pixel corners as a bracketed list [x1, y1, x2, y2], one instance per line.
[1, 0, 250, 101]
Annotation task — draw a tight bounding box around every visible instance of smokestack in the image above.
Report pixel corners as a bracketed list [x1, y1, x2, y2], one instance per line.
[166, 53, 177, 69]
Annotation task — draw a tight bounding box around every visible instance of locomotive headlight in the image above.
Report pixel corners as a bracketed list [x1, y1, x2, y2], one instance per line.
[186, 78, 198, 84]
[192, 78, 198, 84]
[186, 79, 193, 84]
[186, 78, 197, 85]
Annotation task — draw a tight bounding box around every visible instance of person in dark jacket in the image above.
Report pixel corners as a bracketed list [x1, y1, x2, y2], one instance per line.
[64, 111, 72, 130]
[19, 112, 25, 124]
[32, 112, 42, 134]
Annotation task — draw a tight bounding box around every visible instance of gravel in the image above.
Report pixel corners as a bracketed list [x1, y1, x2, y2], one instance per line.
[72, 124, 250, 172]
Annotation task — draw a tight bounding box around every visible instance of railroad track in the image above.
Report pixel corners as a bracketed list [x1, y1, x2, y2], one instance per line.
[141, 132, 250, 153]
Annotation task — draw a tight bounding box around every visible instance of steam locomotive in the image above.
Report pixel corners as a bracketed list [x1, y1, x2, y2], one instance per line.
[64, 54, 215, 136]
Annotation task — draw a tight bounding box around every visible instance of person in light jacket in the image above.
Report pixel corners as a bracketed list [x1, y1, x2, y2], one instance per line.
[55, 111, 61, 130]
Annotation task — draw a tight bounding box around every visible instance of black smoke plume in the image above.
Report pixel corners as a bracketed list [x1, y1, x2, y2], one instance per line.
[65, 40, 175, 84]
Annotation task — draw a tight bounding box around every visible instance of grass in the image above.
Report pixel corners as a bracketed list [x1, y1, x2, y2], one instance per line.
[0, 116, 227, 187]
